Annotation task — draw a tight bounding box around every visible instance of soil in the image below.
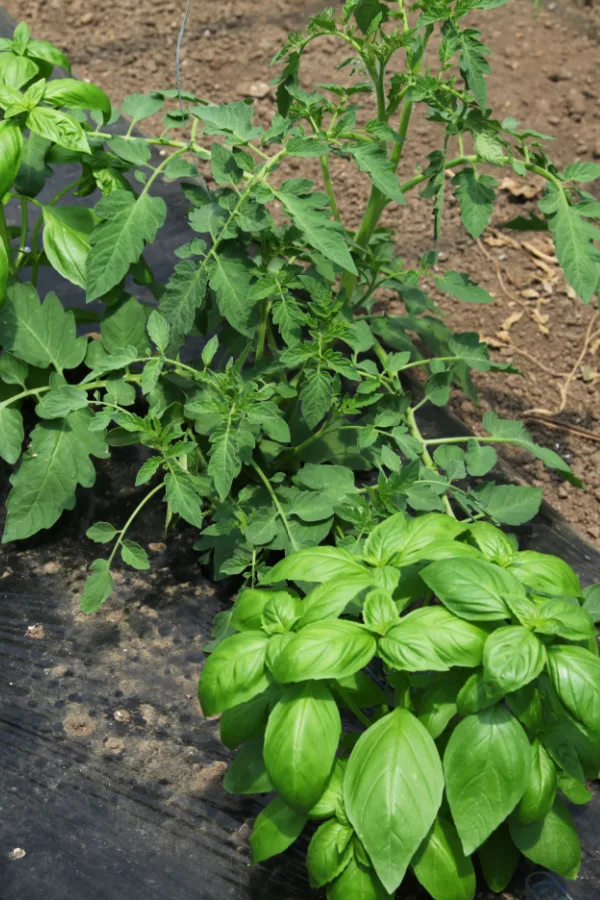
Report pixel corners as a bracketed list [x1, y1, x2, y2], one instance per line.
[7, 0, 600, 545]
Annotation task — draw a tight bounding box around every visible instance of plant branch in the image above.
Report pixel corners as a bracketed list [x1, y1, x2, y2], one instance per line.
[251, 460, 298, 551]
[108, 482, 166, 565]
[406, 407, 455, 518]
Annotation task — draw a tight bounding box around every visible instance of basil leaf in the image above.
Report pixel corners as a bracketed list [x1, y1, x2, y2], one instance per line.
[249, 795, 308, 864]
[483, 626, 546, 694]
[268, 620, 376, 683]
[583, 584, 600, 623]
[27, 106, 90, 154]
[41, 205, 95, 288]
[43, 78, 111, 122]
[517, 739, 557, 825]
[379, 607, 486, 672]
[508, 550, 582, 598]
[223, 737, 273, 794]
[362, 512, 408, 566]
[466, 521, 515, 566]
[547, 645, 600, 735]
[509, 800, 581, 879]
[444, 705, 530, 854]
[412, 815, 477, 900]
[264, 682, 341, 811]
[417, 674, 464, 739]
[344, 708, 444, 893]
[307, 819, 353, 888]
[0, 119, 23, 199]
[421, 558, 519, 621]
[390, 513, 465, 567]
[477, 824, 520, 893]
[197, 632, 270, 716]
[263, 546, 369, 584]
[327, 857, 392, 900]
[296, 575, 376, 628]
[219, 690, 271, 750]
[533, 599, 595, 642]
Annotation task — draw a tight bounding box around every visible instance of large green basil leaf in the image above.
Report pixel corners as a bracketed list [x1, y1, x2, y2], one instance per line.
[0, 119, 23, 198]
[297, 575, 376, 628]
[389, 513, 465, 567]
[509, 800, 581, 879]
[264, 682, 341, 812]
[219, 690, 272, 750]
[268, 620, 376, 683]
[518, 739, 557, 825]
[444, 705, 530, 854]
[344, 708, 444, 893]
[583, 584, 600, 623]
[263, 546, 369, 584]
[43, 78, 111, 122]
[27, 106, 90, 154]
[223, 737, 273, 794]
[42, 205, 96, 289]
[327, 857, 392, 899]
[0, 51, 38, 88]
[362, 513, 408, 566]
[307, 819, 353, 888]
[379, 607, 486, 672]
[457, 670, 505, 715]
[547, 645, 600, 735]
[197, 632, 270, 716]
[477, 824, 520, 893]
[250, 795, 308, 864]
[508, 551, 582, 598]
[483, 626, 546, 694]
[0, 229, 7, 304]
[231, 587, 297, 632]
[308, 758, 346, 820]
[418, 673, 465, 739]
[532, 599, 595, 642]
[421, 558, 520, 621]
[412, 816, 476, 900]
[465, 522, 515, 567]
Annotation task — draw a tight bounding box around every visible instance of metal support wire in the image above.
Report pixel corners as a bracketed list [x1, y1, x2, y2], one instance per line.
[176, 0, 192, 142]
[175, 0, 212, 197]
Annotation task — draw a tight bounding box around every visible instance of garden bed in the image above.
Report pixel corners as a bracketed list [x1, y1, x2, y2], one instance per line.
[2, 3, 600, 899]
[9, 0, 600, 547]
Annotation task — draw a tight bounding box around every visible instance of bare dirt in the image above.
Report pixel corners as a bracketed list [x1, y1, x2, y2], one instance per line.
[7, 0, 600, 546]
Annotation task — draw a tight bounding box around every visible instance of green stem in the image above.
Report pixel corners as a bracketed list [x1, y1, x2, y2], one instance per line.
[88, 130, 211, 160]
[336, 686, 372, 728]
[0, 204, 15, 276]
[255, 300, 273, 362]
[0, 378, 110, 411]
[320, 155, 341, 223]
[16, 198, 28, 268]
[49, 178, 84, 206]
[108, 482, 166, 565]
[251, 460, 298, 551]
[422, 435, 520, 447]
[406, 406, 456, 518]
[340, 25, 433, 300]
